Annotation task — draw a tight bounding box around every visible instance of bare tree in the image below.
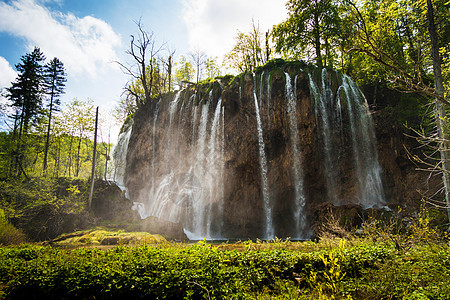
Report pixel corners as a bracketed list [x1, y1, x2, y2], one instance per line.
[117, 20, 164, 107]
[189, 49, 207, 85]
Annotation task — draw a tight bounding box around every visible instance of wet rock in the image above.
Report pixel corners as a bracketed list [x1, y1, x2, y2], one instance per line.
[123, 63, 438, 239]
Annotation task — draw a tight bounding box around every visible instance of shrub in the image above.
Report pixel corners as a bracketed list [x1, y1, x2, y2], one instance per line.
[0, 208, 27, 245]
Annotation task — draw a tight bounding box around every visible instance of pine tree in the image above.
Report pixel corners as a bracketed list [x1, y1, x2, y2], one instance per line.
[42, 57, 66, 173]
[6, 47, 46, 177]
[7, 48, 46, 135]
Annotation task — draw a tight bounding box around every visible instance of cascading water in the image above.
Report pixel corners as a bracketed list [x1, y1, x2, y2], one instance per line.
[151, 103, 159, 188]
[126, 89, 225, 240]
[309, 71, 339, 202]
[118, 66, 387, 240]
[113, 119, 133, 190]
[308, 69, 385, 207]
[340, 74, 385, 208]
[253, 83, 273, 239]
[285, 73, 307, 237]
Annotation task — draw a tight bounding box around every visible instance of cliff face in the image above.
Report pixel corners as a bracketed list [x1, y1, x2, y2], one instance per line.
[121, 63, 435, 240]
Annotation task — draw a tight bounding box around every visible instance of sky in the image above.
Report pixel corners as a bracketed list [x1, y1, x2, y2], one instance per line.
[0, 0, 287, 141]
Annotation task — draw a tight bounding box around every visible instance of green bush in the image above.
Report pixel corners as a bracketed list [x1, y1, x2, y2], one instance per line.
[0, 208, 26, 245]
[0, 239, 449, 299]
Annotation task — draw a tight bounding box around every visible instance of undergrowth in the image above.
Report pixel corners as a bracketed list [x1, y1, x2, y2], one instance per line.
[0, 237, 448, 299]
[0, 208, 26, 246]
[0, 204, 449, 299]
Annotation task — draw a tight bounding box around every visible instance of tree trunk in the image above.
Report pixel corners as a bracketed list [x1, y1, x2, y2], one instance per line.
[427, 0, 450, 226]
[88, 107, 99, 209]
[54, 136, 60, 177]
[313, 7, 323, 68]
[141, 59, 150, 105]
[43, 85, 55, 174]
[168, 56, 172, 92]
[76, 133, 82, 177]
[104, 130, 110, 180]
[67, 134, 74, 177]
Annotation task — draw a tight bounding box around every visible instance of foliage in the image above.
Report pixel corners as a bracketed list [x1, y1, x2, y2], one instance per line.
[358, 204, 447, 251]
[42, 57, 66, 173]
[117, 20, 168, 107]
[272, 0, 342, 68]
[0, 209, 448, 298]
[7, 47, 46, 134]
[0, 177, 90, 241]
[0, 234, 449, 299]
[175, 55, 195, 89]
[112, 96, 137, 126]
[308, 240, 347, 299]
[0, 118, 111, 180]
[225, 19, 271, 73]
[204, 57, 222, 79]
[0, 208, 27, 246]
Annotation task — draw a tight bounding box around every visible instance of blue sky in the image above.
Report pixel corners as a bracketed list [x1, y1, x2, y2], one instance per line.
[0, 0, 287, 139]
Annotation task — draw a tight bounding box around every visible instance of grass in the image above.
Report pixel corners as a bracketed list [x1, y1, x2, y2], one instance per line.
[1, 203, 449, 299]
[0, 236, 449, 299]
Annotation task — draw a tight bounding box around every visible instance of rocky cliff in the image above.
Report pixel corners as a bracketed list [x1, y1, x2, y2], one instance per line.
[120, 62, 437, 240]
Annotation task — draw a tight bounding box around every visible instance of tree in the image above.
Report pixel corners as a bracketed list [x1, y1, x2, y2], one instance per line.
[7, 47, 45, 136]
[117, 20, 164, 107]
[88, 106, 99, 209]
[342, 0, 449, 100]
[112, 95, 138, 125]
[190, 49, 206, 85]
[205, 57, 222, 79]
[225, 20, 270, 72]
[175, 56, 195, 89]
[343, 0, 450, 223]
[160, 47, 176, 92]
[63, 99, 95, 177]
[426, 0, 450, 225]
[6, 47, 46, 177]
[42, 57, 66, 173]
[272, 0, 341, 68]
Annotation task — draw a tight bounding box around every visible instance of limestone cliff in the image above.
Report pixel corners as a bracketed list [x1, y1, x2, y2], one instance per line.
[120, 62, 435, 239]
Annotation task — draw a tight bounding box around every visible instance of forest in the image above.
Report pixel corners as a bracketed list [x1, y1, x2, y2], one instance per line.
[0, 0, 449, 298]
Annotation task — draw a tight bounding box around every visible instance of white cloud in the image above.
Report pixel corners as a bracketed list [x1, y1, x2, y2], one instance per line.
[0, 0, 122, 78]
[182, 0, 287, 58]
[0, 56, 17, 89]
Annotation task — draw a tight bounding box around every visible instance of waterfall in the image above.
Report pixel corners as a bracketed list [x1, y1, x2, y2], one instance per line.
[121, 67, 386, 240]
[206, 98, 223, 237]
[130, 88, 227, 240]
[285, 73, 307, 237]
[191, 100, 198, 143]
[340, 74, 385, 208]
[309, 71, 339, 202]
[169, 91, 181, 127]
[151, 103, 160, 188]
[112, 119, 133, 190]
[308, 69, 385, 208]
[253, 80, 273, 239]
